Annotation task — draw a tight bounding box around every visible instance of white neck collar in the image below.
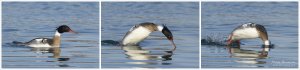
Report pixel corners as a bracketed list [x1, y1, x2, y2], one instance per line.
[55, 31, 61, 36]
[157, 25, 163, 31]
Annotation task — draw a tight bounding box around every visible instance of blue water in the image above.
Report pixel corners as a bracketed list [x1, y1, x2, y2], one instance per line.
[201, 2, 298, 68]
[101, 2, 199, 68]
[2, 2, 99, 68]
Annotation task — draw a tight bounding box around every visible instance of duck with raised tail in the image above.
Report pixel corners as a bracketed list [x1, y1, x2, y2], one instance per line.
[13, 25, 77, 47]
[227, 23, 270, 46]
[122, 22, 176, 50]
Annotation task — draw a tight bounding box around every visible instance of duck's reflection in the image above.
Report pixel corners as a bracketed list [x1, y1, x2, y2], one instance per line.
[226, 45, 272, 65]
[31, 47, 70, 61]
[30, 47, 70, 67]
[122, 45, 173, 61]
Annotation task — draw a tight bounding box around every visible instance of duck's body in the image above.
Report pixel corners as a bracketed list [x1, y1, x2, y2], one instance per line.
[26, 38, 53, 47]
[121, 22, 176, 50]
[227, 23, 270, 45]
[122, 23, 163, 45]
[16, 25, 76, 47]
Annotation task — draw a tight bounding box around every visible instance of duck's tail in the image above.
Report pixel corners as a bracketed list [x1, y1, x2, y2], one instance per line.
[12, 41, 27, 46]
[101, 40, 120, 46]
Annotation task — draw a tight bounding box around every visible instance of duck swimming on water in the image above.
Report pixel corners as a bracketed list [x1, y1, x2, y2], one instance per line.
[13, 25, 77, 47]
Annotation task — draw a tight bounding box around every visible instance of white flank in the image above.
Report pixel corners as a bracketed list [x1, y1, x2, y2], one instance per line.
[27, 38, 52, 47]
[122, 26, 152, 45]
[28, 44, 52, 47]
[232, 28, 259, 40]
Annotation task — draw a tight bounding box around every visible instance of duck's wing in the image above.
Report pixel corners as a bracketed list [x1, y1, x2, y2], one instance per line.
[25, 38, 52, 45]
[232, 23, 257, 32]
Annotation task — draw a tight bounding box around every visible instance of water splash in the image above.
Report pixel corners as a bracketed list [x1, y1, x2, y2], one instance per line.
[101, 40, 120, 46]
[201, 33, 227, 46]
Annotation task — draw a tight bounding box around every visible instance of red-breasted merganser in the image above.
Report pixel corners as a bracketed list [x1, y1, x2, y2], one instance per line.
[122, 22, 176, 50]
[227, 23, 270, 46]
[18, 25, 77, 47]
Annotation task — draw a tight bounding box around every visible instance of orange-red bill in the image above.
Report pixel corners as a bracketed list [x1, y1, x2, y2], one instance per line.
[169, 40, 176, 51]
[69, 29, 78, 34]
[227, 40, 232, 45]
[227, 34, 233, 45]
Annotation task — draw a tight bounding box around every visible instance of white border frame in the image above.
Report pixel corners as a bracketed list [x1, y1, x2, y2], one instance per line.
[0, 0, 299, 70]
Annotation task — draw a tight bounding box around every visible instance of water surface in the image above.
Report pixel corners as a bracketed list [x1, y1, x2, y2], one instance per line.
[2, 2, 99, 68]
[101, 2, 199, 68]
[201, 2, 298, 68]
